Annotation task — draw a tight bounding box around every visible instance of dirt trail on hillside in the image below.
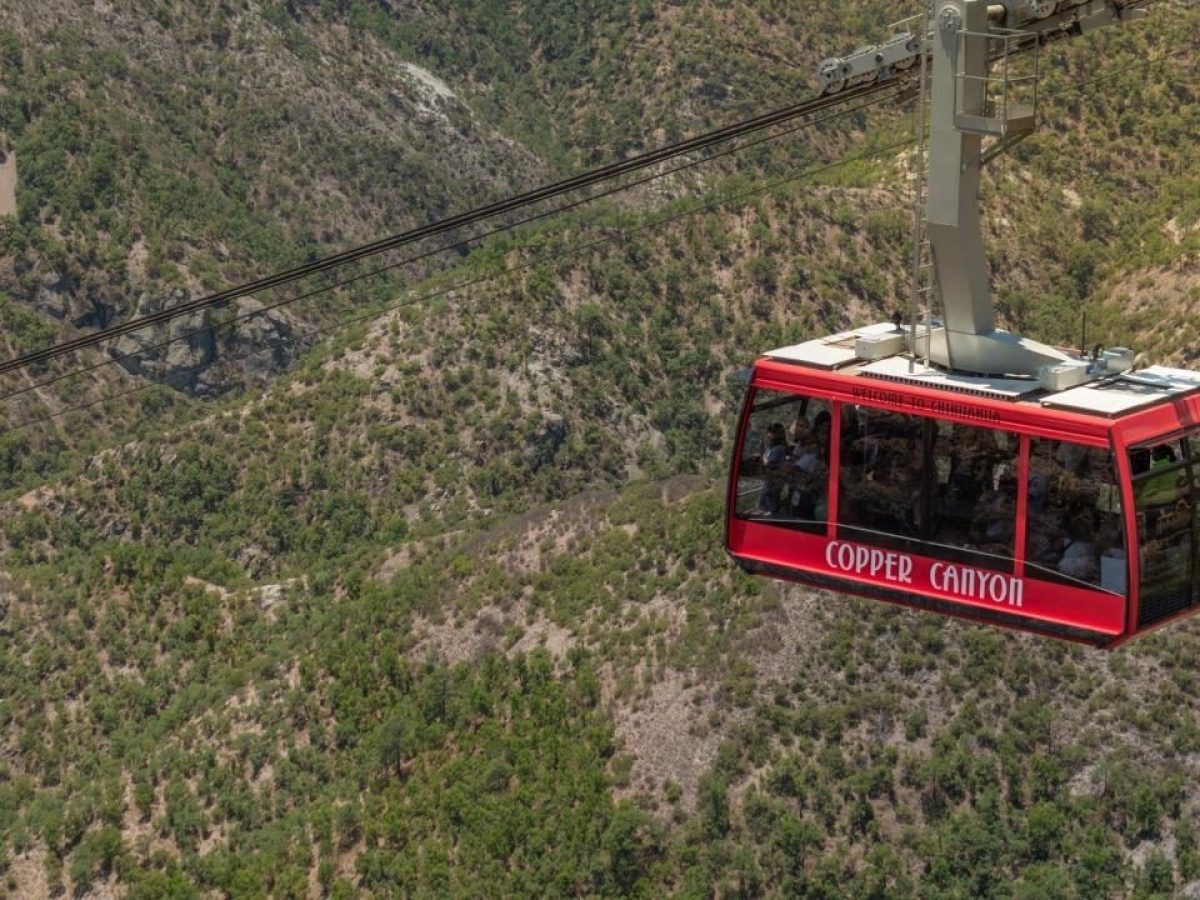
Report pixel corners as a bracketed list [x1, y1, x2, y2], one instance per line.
[0, 150, 15, 216]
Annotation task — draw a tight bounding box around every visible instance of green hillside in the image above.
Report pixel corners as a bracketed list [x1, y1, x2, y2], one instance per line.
[0, 0, 1199, 897]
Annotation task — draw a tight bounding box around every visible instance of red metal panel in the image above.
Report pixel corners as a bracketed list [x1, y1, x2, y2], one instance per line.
[1112, 392, 1200, 449]
[728, 519, 1127, 636]
[1110, 429, 1142, 636]
[827, 400, 842, 539]
[724, 379, 756, 551]
[1014, 434, 1030, 577]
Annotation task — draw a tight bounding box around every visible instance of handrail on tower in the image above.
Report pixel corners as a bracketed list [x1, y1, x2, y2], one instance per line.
[952, 25, 1038, 139]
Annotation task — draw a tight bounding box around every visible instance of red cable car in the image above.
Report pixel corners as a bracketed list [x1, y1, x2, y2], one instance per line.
[725, 327, 1200, 648]
[726, 1, 1185, 647]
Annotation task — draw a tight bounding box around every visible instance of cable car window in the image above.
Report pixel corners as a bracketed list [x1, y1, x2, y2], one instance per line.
[931, 419, 1018, 562]
[838, 405, 925, 540]
[838, 406, 1017, 570]
[734, 388, 831, 534]
[1132, 437, 1193, 622]
[1026, 439, 1125, 592]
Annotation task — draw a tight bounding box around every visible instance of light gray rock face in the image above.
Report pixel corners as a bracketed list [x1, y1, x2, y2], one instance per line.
[32, 271, 69, 320]
[108, 290, 310, 395]
[29, 270, 122, 327]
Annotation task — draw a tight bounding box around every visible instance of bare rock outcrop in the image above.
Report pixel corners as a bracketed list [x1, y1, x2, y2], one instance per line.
[108, 290, 307, 395]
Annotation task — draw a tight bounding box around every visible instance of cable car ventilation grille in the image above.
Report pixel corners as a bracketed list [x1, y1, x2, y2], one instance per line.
[857, 358, 1042, 402]
[1137, 587, 1192, 629]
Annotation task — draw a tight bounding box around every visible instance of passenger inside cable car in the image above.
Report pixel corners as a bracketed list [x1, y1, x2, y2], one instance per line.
[738, 388, 1132, 589]
[728, 383, 1150, 645]
[738, 394, 832, 533]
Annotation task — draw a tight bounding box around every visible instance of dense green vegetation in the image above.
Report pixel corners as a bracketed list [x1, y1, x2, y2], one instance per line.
[0, 0, 1198, 896]
[5, 477, 1200, 896]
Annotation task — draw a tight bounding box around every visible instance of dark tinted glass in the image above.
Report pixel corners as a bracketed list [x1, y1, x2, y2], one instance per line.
[930, 419, 1018, 561]
[1027, 439, 1125, 592]
[1131, 437, 1192, 615]
[838, 406, 1018, 569]
[734, 388, 831, 534]
[838, 406, 925, 539]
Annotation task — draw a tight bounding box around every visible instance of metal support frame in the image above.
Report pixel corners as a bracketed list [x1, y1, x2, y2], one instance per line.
[907, 9, 933, 372]
[818, 0, 1145, 382]
[921, 0, 1078, 378]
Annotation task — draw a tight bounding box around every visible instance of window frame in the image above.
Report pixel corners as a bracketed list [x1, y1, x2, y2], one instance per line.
[834, 401, 1023, 574]
[1022, 437, 1127, 594]
[731, 387, 833, 535]
[1129, 432, 1199, 619]
[732, 388, 1129, 596]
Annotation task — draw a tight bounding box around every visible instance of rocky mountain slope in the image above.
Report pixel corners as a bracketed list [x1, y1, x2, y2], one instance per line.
[0, 0, 1198, 897]
[0, 0, 906, 403]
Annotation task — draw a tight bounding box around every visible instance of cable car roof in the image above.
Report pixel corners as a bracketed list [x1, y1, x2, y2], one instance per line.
[762, 322, 1200, 419]
[1042, 366, 1200, 416]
